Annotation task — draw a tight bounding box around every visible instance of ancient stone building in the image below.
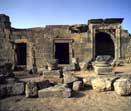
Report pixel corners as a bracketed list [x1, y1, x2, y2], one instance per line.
[0, 14, 131, 71]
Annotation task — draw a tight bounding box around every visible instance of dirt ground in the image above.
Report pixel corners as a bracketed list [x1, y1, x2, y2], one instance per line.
[1, 64, 131, 111]
[1, 90, 131, 111]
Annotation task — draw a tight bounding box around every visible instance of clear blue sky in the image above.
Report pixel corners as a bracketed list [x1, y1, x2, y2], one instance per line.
[0, 0, 131, 33]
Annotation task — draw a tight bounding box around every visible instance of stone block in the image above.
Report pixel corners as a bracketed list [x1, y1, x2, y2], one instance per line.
[73, 81, 84, 91]
[0, 82, 25, 98]
[43, 70, 62, 83]
[91, 76, 118, 92]
[12, 82, 25, 95]
[38, 84, 71, 98]
[83, 76, 96, 86]
[114, 78, 131, 96]
[25, 81, 38, 98]
[94, 66, 114, 75]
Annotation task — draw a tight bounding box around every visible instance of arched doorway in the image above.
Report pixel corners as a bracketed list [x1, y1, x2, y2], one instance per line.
[95, 32, 115, 58]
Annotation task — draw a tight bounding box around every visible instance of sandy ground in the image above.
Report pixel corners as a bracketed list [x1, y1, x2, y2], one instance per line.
[1, 64, 131, 111]
[1, 90, 131, 111]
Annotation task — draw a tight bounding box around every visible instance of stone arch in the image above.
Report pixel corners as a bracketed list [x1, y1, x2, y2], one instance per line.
[95, 32, 115, 58]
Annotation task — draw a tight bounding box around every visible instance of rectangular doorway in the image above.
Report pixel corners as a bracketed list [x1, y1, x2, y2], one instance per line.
[55, 43, 69, 64]
[16, 43, 27, 65]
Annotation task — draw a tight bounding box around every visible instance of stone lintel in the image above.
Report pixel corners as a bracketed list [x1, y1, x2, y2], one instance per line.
[88, 18, 124, 24]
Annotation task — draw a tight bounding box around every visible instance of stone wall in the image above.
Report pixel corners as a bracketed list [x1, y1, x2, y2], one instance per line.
[0, 14, 131, 71]
[0, 14, 14, 66]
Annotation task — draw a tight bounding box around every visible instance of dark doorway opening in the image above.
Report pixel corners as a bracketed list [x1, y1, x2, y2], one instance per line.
[16, 43, 27, 65]
[95, 32, 114, 58]
[55, 43, 69, 64]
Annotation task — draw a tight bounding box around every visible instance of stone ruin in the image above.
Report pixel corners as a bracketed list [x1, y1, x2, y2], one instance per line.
[1, 14, 131, 98]
[0, 14, 131, 72]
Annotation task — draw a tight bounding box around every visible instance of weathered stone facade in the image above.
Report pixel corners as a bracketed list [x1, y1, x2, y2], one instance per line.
[0, 14, 131, 71]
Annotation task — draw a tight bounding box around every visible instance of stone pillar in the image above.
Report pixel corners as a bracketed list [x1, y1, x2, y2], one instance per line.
[88, 24, 94, 60]
[115, 25, 121, 60]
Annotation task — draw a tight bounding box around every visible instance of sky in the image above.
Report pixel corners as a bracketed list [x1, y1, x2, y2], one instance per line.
[0, 0, 131, 33]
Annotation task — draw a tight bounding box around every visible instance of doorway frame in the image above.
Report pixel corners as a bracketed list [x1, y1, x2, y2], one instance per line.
[89, 24, 121, 61]
[14, 39, 33, 70]
[16, 43, 27, 65]
[53, 38, 73, 65]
